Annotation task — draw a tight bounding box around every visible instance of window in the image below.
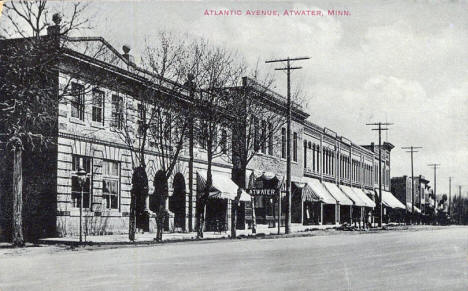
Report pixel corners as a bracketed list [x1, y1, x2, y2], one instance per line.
[71, 155, 92, 209]
[102, 160, 120, 210]
[111, 95, 124, 129]
[71, 83, 85, 120]
[164, 111, 172, 141]
[303, 140, 307, 168]
[268, 122, 273, 155]
[261, 120, 267, 154]
[253, 117, 260, 152]
[293, 132, 297, 162]
[220, 128, 227, 154]
[137, 103, 146, 136]
[92, 89, 104, 123]
[281, 128, 286, 159]
[312, 145, 316, 171]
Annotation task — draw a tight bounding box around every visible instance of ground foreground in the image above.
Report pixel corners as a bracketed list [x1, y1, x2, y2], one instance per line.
[1, 226, 468, 290]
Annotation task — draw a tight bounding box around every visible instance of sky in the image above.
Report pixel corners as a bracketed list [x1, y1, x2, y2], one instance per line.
[4, 0, 468, 195]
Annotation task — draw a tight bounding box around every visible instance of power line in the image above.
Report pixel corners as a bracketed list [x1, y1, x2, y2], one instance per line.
[266, 56, 309, 235]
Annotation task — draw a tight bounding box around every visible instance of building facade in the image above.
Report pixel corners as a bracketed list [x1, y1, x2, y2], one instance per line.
[0, 25, 402, 241]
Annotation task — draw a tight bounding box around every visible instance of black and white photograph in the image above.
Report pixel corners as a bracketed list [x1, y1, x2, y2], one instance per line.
[0, 0, 467, 290]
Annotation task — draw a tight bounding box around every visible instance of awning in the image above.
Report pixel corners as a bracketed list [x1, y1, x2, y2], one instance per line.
[323, 182, 353, 206]
[247, 170, 284, 195]
[302, 177, 337, 205]
[406, 202, 422, 213]
[374, 190, 405, 209]
[339, 185, 366, 207]
[352, 187, 376, 208]
[197, 171, 251, 202]
[293, 181, 321, 202]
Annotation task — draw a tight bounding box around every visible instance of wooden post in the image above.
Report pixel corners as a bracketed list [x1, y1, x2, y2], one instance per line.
[320, 203, 323, 225]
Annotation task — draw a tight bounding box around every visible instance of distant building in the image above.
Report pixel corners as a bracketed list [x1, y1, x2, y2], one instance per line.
[391, 175, 430, 214]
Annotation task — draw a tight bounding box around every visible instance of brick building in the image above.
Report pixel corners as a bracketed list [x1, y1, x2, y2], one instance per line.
[391, 175, 430, 214]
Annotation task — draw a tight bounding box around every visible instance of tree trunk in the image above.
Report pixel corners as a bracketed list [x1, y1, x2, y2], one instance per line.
[231, 168, 246, 238]
[129, 188, 136, 241]
[198, 143, 213, 239]
[11, 140, 24, 247]
[251, 196, 257, 234]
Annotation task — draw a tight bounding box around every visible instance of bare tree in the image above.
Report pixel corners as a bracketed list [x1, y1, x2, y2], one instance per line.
[0, 0, 92, 246]
[183, 39, 246, 238]
[227, 69, 287, 237]
[107, 32, 192, 241]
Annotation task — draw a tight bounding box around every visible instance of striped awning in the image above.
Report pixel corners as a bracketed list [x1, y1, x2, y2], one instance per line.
[247, 170, 284, 196]
[302, 177, 337, 204]
[197, 171, 251, 202]
[293, 181, 321, 202]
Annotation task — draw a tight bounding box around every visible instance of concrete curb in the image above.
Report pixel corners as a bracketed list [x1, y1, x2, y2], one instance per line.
[32, 225, 452, 248]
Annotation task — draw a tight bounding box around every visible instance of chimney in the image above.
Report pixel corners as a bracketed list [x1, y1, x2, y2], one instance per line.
[47, 13, 62, 36]
[122, 44, 135, 64]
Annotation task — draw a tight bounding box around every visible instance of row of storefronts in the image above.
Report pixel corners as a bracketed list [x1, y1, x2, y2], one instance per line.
[0, 25, 407, 240]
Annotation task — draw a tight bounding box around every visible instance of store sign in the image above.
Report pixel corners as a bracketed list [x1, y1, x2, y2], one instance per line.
[250, 189, 277, 196]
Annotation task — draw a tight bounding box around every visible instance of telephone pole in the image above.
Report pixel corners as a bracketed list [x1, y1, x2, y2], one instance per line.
[428, 163, 440, 224]
[458, 185, 462, 224]
[448, 176, 454, 217]
[402, 146, 422, 219]
[366, 122, 392, 227]
[266, 56, 309, 234]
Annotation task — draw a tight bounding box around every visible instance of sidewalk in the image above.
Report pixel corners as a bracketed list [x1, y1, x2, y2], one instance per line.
[38, 224, 339, 246]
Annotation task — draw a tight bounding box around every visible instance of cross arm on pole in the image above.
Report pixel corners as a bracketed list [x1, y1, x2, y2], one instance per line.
[265, 57, 310, 63]
[275, 67, 302, 71]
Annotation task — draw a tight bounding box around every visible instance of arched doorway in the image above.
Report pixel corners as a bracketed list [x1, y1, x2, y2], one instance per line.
[133, 167, 149, 232]
[170, 173, 186, 231]
[151, 170, 168, 230]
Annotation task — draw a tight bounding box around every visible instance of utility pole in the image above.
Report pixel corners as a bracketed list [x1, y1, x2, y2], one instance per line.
[366, 122, 392, 227]
[402, 146, 422, 219]
[266, 56, 309, 234]
[448, 176, 453, 217]
[428, 163, 440, 224]
[458, 185, 462, 224]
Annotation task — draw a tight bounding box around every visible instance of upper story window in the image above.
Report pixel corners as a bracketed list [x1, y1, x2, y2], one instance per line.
[137, 103, 146, 136]
[268, 122, 273, 155]
[293, 132, 298, 162]
[70, 83, 85, 121]
[303, 140, 307, 168]
[92, 89, 104, 124]
[111, 95, 124, 130]
[281, 128, 286, 159]
[261, 120, 267, 154]
[102, 160, 120, 210]
[253, 117, 260, 152]
[220, 128, 228, 154]
[71, 155, 93, 209]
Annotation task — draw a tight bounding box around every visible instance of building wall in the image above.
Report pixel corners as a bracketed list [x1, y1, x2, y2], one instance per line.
[54, 70, 233, 236]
